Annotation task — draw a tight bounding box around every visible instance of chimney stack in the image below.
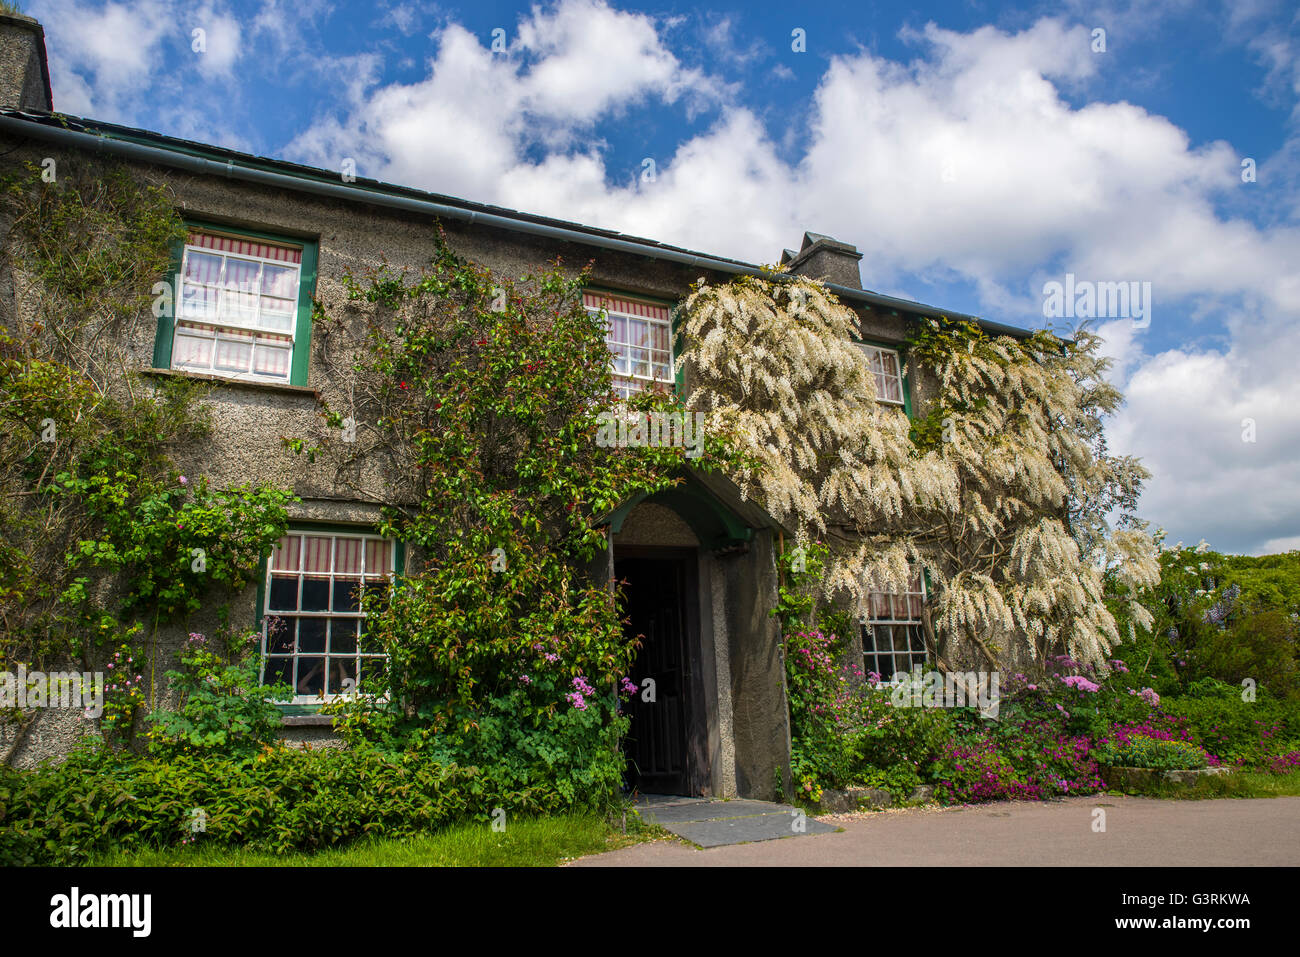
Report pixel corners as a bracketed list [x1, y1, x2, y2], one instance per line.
[780, 232, 863, 290]
[0, 12, 53, 112]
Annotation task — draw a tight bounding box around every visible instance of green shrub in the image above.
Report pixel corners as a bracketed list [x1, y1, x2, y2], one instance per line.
[1162, 679, 1300, 767]
[1095, 735, 1208, 770]
[145, 630, 291, 756]
[0, 740, 527, 866]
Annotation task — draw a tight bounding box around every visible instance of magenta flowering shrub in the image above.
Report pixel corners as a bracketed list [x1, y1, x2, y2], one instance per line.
[935, 714, 1104, 803]
[1267, 750, 1300, 774]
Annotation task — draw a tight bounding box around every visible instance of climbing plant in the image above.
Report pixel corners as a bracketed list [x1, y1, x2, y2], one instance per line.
[678, 273, 1159, 673]
[0, 158, 292, 757]
[295, 234, 742, 780]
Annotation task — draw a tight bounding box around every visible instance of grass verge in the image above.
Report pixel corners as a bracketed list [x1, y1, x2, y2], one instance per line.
[91, 812, 651, 867]
[1107, 769, 1300, 800]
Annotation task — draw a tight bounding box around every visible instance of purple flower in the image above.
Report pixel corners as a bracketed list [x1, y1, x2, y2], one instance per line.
[179, 475, 188, 485]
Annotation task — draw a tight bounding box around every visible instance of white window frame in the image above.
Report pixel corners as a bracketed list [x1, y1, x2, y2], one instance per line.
[172, 234, 303, 384]
[862, 575, 928, 681]
[585, 295, 674, 399]
[260, 530, 395, 704]
[856, 343, 906, 406]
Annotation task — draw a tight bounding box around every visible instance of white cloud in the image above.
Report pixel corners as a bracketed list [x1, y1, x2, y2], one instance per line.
[32, 0, 173, 118]
[26, 0, 1300, 554]
[193, 5, 243, 79]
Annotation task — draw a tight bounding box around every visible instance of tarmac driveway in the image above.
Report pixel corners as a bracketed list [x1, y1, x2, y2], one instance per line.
[573, 795, 1300, 866]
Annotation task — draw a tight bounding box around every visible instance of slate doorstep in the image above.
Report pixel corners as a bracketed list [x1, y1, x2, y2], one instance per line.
[818, 784, 934, 813]
[635, 797, 838, 848]
[1101, 766, 1233, 788]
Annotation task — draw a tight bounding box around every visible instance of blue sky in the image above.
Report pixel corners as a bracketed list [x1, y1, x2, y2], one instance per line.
[26, 0, 1300, 554]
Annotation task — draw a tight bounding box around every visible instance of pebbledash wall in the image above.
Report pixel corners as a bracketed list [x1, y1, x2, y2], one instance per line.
[0, 13, 1022, 798]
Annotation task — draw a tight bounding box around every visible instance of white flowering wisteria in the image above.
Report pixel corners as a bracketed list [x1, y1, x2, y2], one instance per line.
[680, 275, 1160, 672]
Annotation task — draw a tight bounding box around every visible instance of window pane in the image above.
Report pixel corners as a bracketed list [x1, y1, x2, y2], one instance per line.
[268, 575, 299, 611]
[360, 657, 386, 686]
[296, 657, 326, 696]
[263, 656, 292, 686]
[302, 537, 332, 573]
[180, 283, 219, 319]
[172, 330, 213, 368]
[265, 618, 294, 655]
[334, 538, 362, 575]
[327, 657, 357, 696]
[332, 578, 361, 614]
[271, 535, 300, 572]
[364, 540, 391, 577]
[213, 333, 253, 373]
[252, 341, 292, 378]
[223, 257, 260, 294]
[298, 618, 327, 653]
[301, 576, 329, 612]
[184, 250, 224, 285]
[330, 620, 358, 654]
[258, 298, 295, 332]
[261, 263, 298, 299]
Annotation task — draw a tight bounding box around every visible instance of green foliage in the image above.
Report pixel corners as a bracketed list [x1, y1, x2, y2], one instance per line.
[0, 158, 295, 758]
[1094, 735, 1209, 770]
[146, 631, 291, 756]
[0, 159, 293, 692]
[1162, 679, 1300, 767]
[1108, 543, 1300, 699]
[58, 474, 291, 622]
[291, 234, 741, 803]
[0, 740, 521, 866]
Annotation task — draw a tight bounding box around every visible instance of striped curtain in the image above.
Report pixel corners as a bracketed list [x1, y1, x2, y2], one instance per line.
[188, 231, 302, 263]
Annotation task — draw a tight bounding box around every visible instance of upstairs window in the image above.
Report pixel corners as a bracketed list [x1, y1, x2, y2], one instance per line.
[584, 292, 673, 399]
[857, 343, 905, 406]
[155, 227, 317, 386]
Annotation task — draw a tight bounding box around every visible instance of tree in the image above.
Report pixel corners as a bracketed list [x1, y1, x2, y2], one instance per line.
[679, 273, 1159, 673]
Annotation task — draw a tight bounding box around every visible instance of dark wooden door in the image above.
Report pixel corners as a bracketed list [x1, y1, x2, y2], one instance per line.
[617, 556, 691, 795]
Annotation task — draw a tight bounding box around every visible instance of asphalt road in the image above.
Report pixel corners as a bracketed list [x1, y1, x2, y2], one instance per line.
[573, 795, 1300, 866]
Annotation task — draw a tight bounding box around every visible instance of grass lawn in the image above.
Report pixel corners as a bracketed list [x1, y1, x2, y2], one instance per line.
[1109, 768, 1300, 800]
[91, 812, 652, 867]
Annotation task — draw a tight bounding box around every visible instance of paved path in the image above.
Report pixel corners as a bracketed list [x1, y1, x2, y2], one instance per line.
[576, 795, 1300, 866]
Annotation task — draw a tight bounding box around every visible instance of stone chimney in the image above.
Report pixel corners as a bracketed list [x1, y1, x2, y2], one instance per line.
[780, 231, 863, 290]
[0, 12, 52, 112]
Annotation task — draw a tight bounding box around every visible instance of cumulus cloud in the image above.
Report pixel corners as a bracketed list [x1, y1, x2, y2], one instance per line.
[32, 0, 174, 118]
[23, 0, 1300, 554]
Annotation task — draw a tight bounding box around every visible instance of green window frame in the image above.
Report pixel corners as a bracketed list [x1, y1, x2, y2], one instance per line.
[582, 286, 679, 399]
[253, 523, 405, 708]
[853, 337, 914, 418]
[152, 220, 319, 388]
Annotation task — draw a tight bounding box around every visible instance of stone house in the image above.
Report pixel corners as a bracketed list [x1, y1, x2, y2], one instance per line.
[0, 13, 1026, 799]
